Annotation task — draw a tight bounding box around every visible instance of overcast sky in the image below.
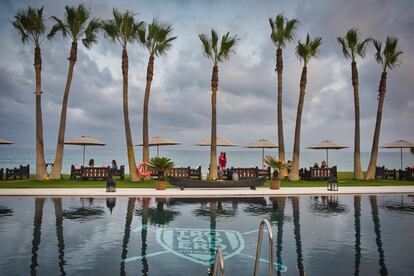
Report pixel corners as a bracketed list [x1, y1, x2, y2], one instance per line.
[0, 0, 413, 151]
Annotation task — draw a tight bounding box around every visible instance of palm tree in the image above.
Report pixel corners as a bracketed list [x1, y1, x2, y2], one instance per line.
[288, 34, 322, 181]
[48, 4, 101, 179]
[101, 9, 144, 181]
[140, 20, 176, 165]
[269, 15, 299, 178]
[337, 29, 371, 180]
[365, 37, 403, 179]
[11, 6, 48, 180]
[199, 30, 239, 180]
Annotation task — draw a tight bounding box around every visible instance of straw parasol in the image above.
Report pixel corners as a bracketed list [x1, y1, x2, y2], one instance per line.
[194, 137, 238, 147]
[245, 139, 278, 168]
[380, 139, 414, 170]
[307, 140, 348, 166]
[65, 136, 106, 166]
[135, 136, 181, 157]
[0, 138, 14, 145]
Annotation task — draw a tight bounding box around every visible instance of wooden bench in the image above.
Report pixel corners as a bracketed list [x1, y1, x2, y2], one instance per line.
[399, 167, 414, 181]
[81, 166, 110, 180]
[300, 166, 337, 181]
[6, 165, 30, 180]
[225, 167, 268, 180]
[154, 166, 202, 179]
[375, 166, 397, 180]
[70, 165, 83, 179]
[111, 165, 125, 180]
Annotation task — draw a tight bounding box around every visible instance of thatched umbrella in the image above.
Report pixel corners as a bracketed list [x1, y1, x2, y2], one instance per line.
[307, 140, 348, 167]
[64, 136, 105, 166]
[245, 139, 278, 168]
[135, 136, 181, 157]
[381, 139, 414, 170]
[0, 138, 14, 145]
[194, 137, 238, 147]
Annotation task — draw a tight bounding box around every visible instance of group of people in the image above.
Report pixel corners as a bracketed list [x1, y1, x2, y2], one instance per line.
[313, 160, 328, 169]
[88, 159, 118, 171]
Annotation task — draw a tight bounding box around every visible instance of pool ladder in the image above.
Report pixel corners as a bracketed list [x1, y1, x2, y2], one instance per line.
[212, 219, 274, 276]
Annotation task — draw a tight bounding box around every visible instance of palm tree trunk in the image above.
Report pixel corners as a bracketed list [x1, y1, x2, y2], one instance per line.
[351, 61, 364, 180]
[209, 201, 218, 275]
[31, 197, 45, 275]
[365, 71, 387, 180]
[292, 197, 305, 276]
[122, 48, 139, 181]
[120, 197, 135, 276]
[288, 66, 307, 181]
[53, 198, 66, 276]
[276, 197, 285, 276]
[143, 54, 155, 165]
[34, 46, 47, 180]
[141, 198, 150, 275]
[277, 48, 287, 177]
[50, 41, 78, 179]
[369, 195, 388, 275]
[209, 64, 219, 180]
[354, 195, 361, 276]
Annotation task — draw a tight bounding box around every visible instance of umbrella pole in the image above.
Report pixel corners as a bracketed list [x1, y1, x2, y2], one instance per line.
[83, 145, 86, 167]
[157, 145, 159, 157]
[326, 149, 329, 167]
[262, 148, 264, 168]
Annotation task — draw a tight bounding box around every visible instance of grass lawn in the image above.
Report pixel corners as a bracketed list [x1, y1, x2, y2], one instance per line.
[0, 172, 412, 189]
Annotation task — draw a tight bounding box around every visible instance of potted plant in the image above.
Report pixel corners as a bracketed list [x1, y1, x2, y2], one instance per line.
[148, 157, 175, 190]
[264, 155, 287, 189]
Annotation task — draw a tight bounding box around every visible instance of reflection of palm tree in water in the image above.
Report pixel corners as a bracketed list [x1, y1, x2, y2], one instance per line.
[31, 198, 45, 276]
[209, 201, 218, 276]
[354, 196, 361, 276]
[292, 197, 305, 276]
[53, 198, 66, 276]
[370, 196, 388, 276]
[271, 197, 286, 276]
[120, 198, 135, 276]
[141, 198, 150, 275]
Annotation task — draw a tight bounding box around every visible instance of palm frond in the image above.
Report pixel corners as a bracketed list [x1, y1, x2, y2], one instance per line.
[337, 36, 350, 59]
[269, 14, 298, 48]
[296, 33, 322, 65]
[373, 39, 383, 65]
[199, 33, 213, 61]
[11, 6, 46, 45]
[82, 18, 101, 49]
[218, 32, 239, 61]
[48, 16, 68, 39]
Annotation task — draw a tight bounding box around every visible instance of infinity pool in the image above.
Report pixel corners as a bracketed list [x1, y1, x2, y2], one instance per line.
[0, 195, 413, 275]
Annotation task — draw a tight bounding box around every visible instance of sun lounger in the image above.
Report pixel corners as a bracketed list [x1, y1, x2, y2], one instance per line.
[5, 165, 30, 180]
[399, 167, 414, 180]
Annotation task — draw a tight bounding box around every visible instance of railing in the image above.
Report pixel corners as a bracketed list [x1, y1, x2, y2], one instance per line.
[212, 248, 225, 276]
[253, 219, 274, 276]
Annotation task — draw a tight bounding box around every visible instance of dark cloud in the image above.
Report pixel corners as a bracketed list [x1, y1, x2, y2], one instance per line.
[0, 0, 413, 151]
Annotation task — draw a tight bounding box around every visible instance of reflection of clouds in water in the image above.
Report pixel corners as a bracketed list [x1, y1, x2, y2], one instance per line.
[0, 206, 13, 217]
[62, 206, 105, 221]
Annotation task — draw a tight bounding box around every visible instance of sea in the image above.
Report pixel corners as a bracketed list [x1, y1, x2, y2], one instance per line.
[1, 147, 413, 174]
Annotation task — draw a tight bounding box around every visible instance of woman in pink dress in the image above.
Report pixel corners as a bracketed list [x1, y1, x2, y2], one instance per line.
[219, 152, 227, 170]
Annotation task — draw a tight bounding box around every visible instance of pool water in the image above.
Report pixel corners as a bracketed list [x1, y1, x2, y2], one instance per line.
[0, 195, 413, 275]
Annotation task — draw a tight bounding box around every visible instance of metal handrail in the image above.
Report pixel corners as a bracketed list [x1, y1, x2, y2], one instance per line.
[253, 219, 274, 276]
[212, 248, 225, 276]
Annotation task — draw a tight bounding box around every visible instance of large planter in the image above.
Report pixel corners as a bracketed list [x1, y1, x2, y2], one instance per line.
[269, 179, 280, 190]
[155, 180, 167, 190]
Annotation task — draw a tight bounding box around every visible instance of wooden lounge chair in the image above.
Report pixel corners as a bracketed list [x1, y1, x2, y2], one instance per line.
[399, 167, 414, 180]
[375, 166, 397, 179]
[6, 165, 30, 180]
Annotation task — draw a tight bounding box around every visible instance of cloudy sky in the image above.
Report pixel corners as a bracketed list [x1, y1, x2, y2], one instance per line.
[0, 0, 413, 151]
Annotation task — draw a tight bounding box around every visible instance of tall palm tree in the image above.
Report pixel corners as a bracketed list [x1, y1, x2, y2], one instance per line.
[48, 5, 101, 179]
[199, 30, 239, 180]
[140, 20, 176, 165]
[288, 34, 322, 181]
[269, 15, 299, 178]
[11, 6, 48, 180]
[365, 37, 403, 179]
[337, 29, 371, 180]
[101, 9, 144, 181]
